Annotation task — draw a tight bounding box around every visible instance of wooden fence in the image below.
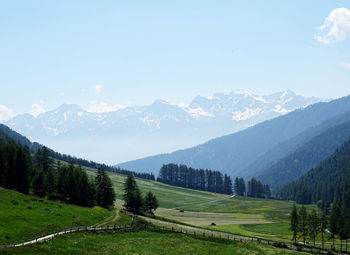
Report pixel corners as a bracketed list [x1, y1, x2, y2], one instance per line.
[1, 220, 348, 254]
[0, 225, 133, 249]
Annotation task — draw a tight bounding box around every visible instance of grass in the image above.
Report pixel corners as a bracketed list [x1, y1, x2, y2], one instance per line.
[0, 231, 309, 255]
[73, 165, 329, 247]
[155, 208, 270, 227]
[0, 187, 112, 245]
[83, 167, 318, 243]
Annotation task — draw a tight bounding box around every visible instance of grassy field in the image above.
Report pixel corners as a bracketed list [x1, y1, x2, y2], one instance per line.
[84, 168, 306, 241]
[0, 231, 309, 255]
[0, 187, 112, 245]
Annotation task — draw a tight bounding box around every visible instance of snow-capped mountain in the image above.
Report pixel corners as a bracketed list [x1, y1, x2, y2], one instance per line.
[5, 90, 325, 164]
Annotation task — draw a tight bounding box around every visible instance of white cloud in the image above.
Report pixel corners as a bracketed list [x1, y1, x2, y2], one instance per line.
[317, 7, 350, 44]
[0, 105, 14, 121]
[88, 101, 126, 113]
[344, 63, 350, 69]
[91, 84, 103, 94]
[30, 101, 45, 117]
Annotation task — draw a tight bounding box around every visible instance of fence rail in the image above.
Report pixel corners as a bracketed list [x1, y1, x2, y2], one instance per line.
[1, 219, 348, 254]
[0, 225, 133, 249]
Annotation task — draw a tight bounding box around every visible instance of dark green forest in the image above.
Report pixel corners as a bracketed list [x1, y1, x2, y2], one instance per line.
[233, 177, 271, 198]
[277, 139, 350, 207]
[157, 163, 233, 195]
[0, 123, 154, 181]
[0, 135, 115, 208]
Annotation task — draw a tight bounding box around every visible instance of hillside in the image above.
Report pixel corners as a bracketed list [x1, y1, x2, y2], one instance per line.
[239, 109, 350, 180]
[0, 187, 111, 246]
[118, 95, 350, 176]
[276, 138, 350, 204]
[255, 115, 350, 190]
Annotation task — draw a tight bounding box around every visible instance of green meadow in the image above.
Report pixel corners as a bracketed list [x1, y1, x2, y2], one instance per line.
[85, 168, 307, 242]
[0, 231, 309, 255]
[0, 187, 112, 245]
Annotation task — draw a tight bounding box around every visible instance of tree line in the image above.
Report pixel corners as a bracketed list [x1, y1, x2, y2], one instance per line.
[48, 149, 155, 181]
[0, 139, 115, 208]
[234, 177, 271, 199]
[157, 164, 233, 195]
[290, 204, 328, 248]
[290, 203, 350, 251]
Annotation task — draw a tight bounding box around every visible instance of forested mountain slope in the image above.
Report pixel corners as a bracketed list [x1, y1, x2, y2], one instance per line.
[276, 139, 350, 205]
[239, 110, 350, 180]
[257, 118, 350, 190]
[118, 96, 350, 176]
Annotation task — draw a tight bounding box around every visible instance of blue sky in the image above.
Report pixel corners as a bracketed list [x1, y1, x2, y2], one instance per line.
[0, 0, 349, 119]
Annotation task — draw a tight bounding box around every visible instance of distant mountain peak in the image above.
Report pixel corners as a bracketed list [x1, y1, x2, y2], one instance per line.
[6, 90, 327, 164]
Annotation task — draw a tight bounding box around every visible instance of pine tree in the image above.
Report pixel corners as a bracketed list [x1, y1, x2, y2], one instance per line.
[0, 142, 5, 186]
[123, 175, 143, 214]
[223, 174, 233, 195]
[319, 211, 327, 249]
[95, 167, 115, 208]
[329, 201, 340, 248]
[144, 191, 159, 214]
[14, 148, 30, 194]
[299, 205, 308, 245]
[32, 169, 46, 197]
[239, 178, 246, 196]
[290, 204, 298, 244]
[43, 168, 56, 199]
[308, 209, 319, 247]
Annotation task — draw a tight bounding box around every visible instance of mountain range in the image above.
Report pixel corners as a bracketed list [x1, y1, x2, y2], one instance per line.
[118, 96, 350, 185]
[5, 90, 323, 165]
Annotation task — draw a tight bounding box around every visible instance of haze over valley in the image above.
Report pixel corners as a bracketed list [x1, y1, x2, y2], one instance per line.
[4, 90, 324, 165]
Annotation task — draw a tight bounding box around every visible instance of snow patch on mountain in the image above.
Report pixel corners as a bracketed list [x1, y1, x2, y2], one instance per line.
[5, 90, 327, 164]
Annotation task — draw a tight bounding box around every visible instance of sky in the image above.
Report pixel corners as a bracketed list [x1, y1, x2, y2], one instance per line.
[0, 0, 350, 120]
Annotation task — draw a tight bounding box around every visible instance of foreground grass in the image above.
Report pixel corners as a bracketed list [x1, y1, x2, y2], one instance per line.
[0, 231, 309, 255]
[0, 187, 112, 245]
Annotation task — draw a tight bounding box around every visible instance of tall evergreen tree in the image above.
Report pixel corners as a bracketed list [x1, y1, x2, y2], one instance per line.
[14, 147, 30, 194]
[329, 201, 340, 248]
[319, 211, 327, 249]
[290, 204, 299, 244]
[123, 175, 143, 214]
[144, 191, 159, 214]
[299, 205, 308, 245]
[95, 167, 115, 208]
[308, 209, 319, 247]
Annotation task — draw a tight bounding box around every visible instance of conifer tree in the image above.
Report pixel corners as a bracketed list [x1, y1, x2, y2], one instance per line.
[299, 205, 308, 245]
[144, 191, 159, 214]
[14, 147, 30, 194]
[123, 175, 143, 214]
[308, 209, 319, 247]
[43, 168, 56, 199]
[290, 204, 299, 244]
[95, 167, 115, 208]
[329, 201, 340, 248]
[319, 211, 327, 249]
[32, 169, 46, 197]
